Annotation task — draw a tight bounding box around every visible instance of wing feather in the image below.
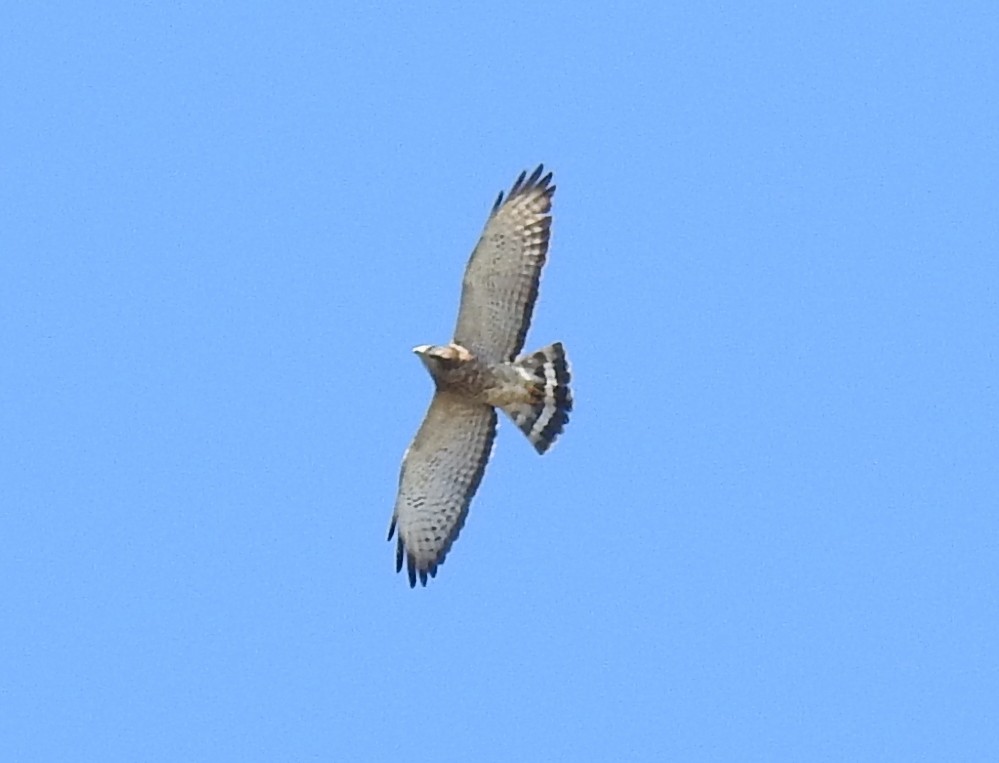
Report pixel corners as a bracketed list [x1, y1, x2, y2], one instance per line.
[388, 392, 497, 587]
[453, 165, 555, 361]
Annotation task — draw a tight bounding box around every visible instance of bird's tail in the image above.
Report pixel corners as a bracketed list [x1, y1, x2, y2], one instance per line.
[504, 342, 572, 454]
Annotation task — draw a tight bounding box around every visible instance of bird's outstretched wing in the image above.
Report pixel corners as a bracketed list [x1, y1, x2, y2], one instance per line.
[453, 165, 555, 362]
[388, 392, 497, 587]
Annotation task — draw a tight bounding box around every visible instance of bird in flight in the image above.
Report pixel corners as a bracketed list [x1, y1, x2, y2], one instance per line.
[387, 165, 573, 587]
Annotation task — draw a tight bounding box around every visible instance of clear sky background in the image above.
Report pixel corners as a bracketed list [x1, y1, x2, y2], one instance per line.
[3, 3, 997, 760]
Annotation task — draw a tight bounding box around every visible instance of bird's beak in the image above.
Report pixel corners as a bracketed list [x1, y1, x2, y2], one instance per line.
[412, 344, 430, 355]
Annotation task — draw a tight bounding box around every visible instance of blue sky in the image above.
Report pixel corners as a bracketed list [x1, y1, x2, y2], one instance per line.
[3, 3, 998, 760]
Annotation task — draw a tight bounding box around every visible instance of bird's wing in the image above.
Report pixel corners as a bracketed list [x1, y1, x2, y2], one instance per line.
[453, 165, 555, 362]
[388, 391, 497, 587]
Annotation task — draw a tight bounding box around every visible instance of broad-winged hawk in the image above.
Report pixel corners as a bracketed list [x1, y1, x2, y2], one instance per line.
[387, 165, 573, 587]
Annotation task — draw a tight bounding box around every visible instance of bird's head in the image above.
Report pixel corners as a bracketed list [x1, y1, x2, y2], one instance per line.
[412, 343, 470, 375]
[413, 344, 443, 376]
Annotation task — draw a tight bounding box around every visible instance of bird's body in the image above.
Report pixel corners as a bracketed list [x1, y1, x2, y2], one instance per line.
[414, 343, 545, 408]
[388, 166, 572, 587]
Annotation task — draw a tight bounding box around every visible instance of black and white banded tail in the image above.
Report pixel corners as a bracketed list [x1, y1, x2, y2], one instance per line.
[506, 342, 572, 454]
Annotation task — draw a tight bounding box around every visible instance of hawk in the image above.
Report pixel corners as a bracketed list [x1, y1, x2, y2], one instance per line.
[387, 165, 573, 587]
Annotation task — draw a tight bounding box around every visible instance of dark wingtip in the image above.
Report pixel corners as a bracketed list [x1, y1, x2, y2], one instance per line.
[493, 164, 553, 214]
[400, 547, 439, 588]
